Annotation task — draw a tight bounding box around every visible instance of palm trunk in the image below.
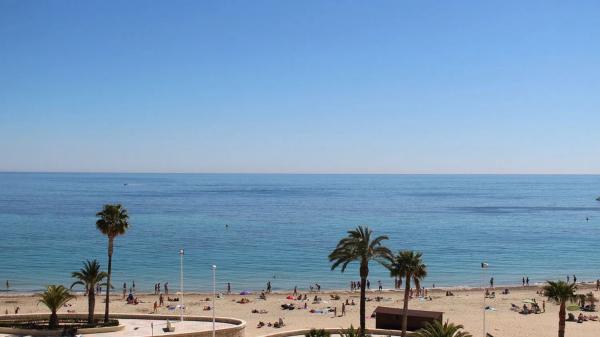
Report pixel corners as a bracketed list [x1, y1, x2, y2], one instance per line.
[401, 273, 411, 337]
[359, 260, 369, 336]
[88, 287, 96, 325]
[558, 301, 566, 337]
[104, 237, 114, 323]
[49, 310, 58, 329]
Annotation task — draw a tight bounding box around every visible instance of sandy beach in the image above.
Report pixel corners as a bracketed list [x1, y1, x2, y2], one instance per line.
[2, 284, 599, 337]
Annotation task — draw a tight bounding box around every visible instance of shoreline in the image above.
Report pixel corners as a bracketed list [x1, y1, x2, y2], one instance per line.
[2, 281, 597, 297]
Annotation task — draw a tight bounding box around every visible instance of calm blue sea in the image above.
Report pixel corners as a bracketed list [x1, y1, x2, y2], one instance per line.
[1, 173, 599, 293]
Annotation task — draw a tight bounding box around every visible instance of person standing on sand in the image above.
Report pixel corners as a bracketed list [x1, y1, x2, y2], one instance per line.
[367, 280, 370, 290]
[573, 275, 577, 284]
[542, 300, 546, 313]
[122, 282, 127, 299]
[5, 280, 8, 290]
[522, 277, 525, 286]
[333, 306, 337, 317]
[490, 277, 494, 288]
[526, 277, 529, 286]
[378, 280, 382, 291]
[341, 302, 346, 316]
[165, 282, 169, 295]
[132, 280, 135, 293]
[567, 275, 570, 283]
[267, 281, 271, 293]
[596, 279, 599, 291]
[228, 283, 231, 294]
[293, 286, 297, 295]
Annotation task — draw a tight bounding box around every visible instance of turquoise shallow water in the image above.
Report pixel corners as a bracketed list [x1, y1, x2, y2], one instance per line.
[0, 173, 599, 293]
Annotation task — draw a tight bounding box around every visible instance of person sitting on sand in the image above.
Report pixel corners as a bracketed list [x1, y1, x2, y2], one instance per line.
[204, 305, 211, 311]
[522, 304, 529, 314]
[260, 291, 267, 300]
[578, 313, 585, 323]
[351, 299, 356, 305]
[257, 321, 265, 328]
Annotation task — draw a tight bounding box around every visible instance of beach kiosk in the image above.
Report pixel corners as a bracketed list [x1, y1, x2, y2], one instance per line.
[373, 306, 443, 331]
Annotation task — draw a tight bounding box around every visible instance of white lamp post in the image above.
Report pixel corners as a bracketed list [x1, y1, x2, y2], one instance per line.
[179, 249, 184, 322]
[212, 264, 217, 337]
[481, 262, 489, 337]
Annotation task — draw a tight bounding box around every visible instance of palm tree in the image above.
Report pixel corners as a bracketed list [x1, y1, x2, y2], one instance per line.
[71, 259, 108, 324]
[329, 226, 392, 336]
[38, 285, 74, 329]
[414, 320, 472, 337]
[543, 280, 578, 337]
[386, 250, 427, 337]
[96, 204, 130, 323]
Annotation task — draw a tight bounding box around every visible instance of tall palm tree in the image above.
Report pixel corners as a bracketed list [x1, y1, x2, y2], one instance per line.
[71, 259, 108, 324]
[329, 226, 392, 336]
[38, 285, 74, 329]
[543, 280, 578, 337]
[414, 320, 472, 337]
[96, 204, 130, 323]
[386, 250, 427, 337]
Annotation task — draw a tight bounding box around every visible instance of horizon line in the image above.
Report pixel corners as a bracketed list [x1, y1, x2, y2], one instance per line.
[1, 170, 599, 176]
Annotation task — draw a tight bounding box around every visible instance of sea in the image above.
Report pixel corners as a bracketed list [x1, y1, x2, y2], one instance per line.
[0, 173, 599, 293]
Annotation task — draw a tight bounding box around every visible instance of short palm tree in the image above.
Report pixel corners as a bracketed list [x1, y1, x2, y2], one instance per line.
[305, 328, 331, 337]
[329, 226, 392, 336]
[96, 204, 130, 322]
[71, 259, 108, 324]
[386, 250, 427, 337]
[543, 280, 578, 337]
[414, 320, 472, 337]
[38, 285, 74, 329]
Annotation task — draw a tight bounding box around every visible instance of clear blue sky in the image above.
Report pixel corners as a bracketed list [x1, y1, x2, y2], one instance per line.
[1, 1, 599, 173]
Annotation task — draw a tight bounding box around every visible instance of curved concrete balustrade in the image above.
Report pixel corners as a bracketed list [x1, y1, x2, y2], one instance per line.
[256, 328, 414, 337]
[0, 313, 246, 337]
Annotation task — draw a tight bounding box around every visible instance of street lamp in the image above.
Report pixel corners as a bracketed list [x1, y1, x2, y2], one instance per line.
[481, 262, 489, 337]
[179, 249, 184, 322]
[212, 264, 217, 337]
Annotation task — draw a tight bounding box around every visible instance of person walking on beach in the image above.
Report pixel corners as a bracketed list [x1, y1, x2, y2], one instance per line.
[132, 280, 135, 293]
[159, 293, 164, 306]
[567, 275, 570, 283]
[228, 282, 232, 294]
[378, 280, 382, 292]
[490, 277, 494, 288]
[122, 282, 127, 299]
[333, 306, 337, 317]
[316, 283, 321, 292]
[526, 277, 529, 286]
[5, 280, 8, 290]
[293, 286, 297, 295]
[341, 302, 346, 316]
[573, 275, 577, 284]
[522, 277, 525, 286]
[542, 300, 546, 313]
[164, 282, 169, 295]
[266, 281, 271, 293]
[596, 279, 600, 291]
